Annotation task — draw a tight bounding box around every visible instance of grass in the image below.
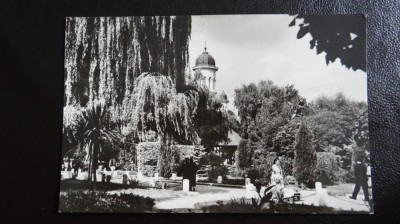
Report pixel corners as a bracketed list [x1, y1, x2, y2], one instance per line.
[326, 183, 365, 197]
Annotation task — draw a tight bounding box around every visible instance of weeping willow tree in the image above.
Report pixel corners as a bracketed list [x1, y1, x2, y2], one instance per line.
[123, 72, 199, 177]
[62, 16, 192, 170]
[64, 16, 191, 125]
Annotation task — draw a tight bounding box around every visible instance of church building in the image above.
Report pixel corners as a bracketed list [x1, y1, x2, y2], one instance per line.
[192, 44, 241, 165]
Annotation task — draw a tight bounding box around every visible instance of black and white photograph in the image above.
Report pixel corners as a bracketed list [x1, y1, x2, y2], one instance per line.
[59, 15, 372, 213]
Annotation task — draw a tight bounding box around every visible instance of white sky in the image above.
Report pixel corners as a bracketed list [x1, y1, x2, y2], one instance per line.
[188, 15, 367, 113]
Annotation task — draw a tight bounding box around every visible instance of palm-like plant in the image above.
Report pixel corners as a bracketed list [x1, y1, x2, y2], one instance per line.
[81, 103, 118, 183]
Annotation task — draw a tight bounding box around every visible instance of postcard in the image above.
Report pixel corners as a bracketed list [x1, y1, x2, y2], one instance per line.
[59, 15, 371, 213]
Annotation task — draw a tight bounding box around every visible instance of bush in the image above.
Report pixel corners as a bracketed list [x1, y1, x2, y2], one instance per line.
[59, 190, 154, 213]
[208, 166, 228, 181]
[235, 139, 253, 170]
[316, 152, 340, 185]
[252, 152, 277, 181]
[137, 142, 204, 177]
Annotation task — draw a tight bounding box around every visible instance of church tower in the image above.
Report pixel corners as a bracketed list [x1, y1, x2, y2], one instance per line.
[193, 43, 218, 92]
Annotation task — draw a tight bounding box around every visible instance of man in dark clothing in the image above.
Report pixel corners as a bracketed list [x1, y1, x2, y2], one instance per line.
[188, 157, 198, 191]
[72, 159, 79, 178]
[181, 158, 191, 189]
[350, 158, 370, 201]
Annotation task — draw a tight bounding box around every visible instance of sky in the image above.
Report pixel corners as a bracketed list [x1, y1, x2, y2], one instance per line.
[188, 15, 367, 113]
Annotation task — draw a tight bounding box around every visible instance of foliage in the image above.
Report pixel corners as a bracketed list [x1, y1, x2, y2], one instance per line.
[59, 190, 154, 212]
[246, 169, 261, 182]
[252, 152, 277, 181]
[208, 166, 229, 181]
[293, 123, 317, 188]
[234, 81, 308, 176]
[136, 142, 204, 176]
[201, 197, 367, 214]
[123, 72, 199, 143]
[290, 15, 366, 72]
[353, 110, 369, 149]
[122, 72, 199, 177]
[200, 152, 223, 168]
[271, 121, 300, 158]
[137, 142, 160, 167]
[192, 86, 231, 151]
[199, 152, 228, 180]
[306, 94, 368, 172]
[235, 139, 253, 170]
[279, 155, 294, 177]
[171, 144, 205, 164]
[158, 142, 174, 178]
[64, 16, 191, 108]
[316, 152, 341, 185]
[80, 103, 119, 183]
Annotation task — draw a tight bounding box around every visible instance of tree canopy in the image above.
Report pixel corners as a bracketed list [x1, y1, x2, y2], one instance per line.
[290, 15, 366, 72]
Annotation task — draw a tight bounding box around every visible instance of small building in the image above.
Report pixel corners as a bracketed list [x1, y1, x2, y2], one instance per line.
[214, 130, 242, 165]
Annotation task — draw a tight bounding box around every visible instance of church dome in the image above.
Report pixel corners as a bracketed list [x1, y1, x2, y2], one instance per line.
[193, 46, 218, 71]
[195, 50, 216, 67]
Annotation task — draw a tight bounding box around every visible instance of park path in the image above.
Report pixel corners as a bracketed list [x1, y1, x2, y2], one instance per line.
[154, 187, 370, 212]
[154, 186, 246, 209]
[295, 191, 371, 212]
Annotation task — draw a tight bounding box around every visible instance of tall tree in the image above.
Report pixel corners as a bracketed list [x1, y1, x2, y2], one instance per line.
[63, 16, 191, 121]
[306, 93, 367, 170]
[234, 80, 307, 174]
[122, 72, 198, 177]
[192, 86, 231, 152]
[293, 122, 317, 188]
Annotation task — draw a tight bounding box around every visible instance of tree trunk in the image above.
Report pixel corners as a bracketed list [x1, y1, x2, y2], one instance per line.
[137, 143, 141, 175]
[87, 142, 93, 181]
[92, 141, 99, 188]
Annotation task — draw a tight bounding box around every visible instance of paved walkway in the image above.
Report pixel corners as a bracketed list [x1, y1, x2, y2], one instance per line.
[154, 185, 246, 210]
[61, 171, 371, 213]
[154, 187, 370, 212]
[296, 191, 371, 212]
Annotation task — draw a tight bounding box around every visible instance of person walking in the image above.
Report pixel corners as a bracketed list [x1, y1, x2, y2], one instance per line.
[349, 158, 370, 201]
[181, 158, 190, 190]
[72, 158, 79, 178]
[188, 157, 198, 192]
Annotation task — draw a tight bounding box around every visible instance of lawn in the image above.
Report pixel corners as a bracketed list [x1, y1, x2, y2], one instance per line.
[326, 183, 367, 196]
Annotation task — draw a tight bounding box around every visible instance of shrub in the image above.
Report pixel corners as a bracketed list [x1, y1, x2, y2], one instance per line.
[293, 123, 317, 188]
[280, 155, 293, 177]
[137, 142, 204, 177]
[316, 152, 340, 185]
[253, 152, 277, 181]
[208, 166, 228, 181]
[59, 190, 155, 212]
[235, 139, 253, 170]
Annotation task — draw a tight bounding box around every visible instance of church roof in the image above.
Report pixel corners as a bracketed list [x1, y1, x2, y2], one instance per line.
[193, 47, 218, 70]
[195, 50, 216, 66]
